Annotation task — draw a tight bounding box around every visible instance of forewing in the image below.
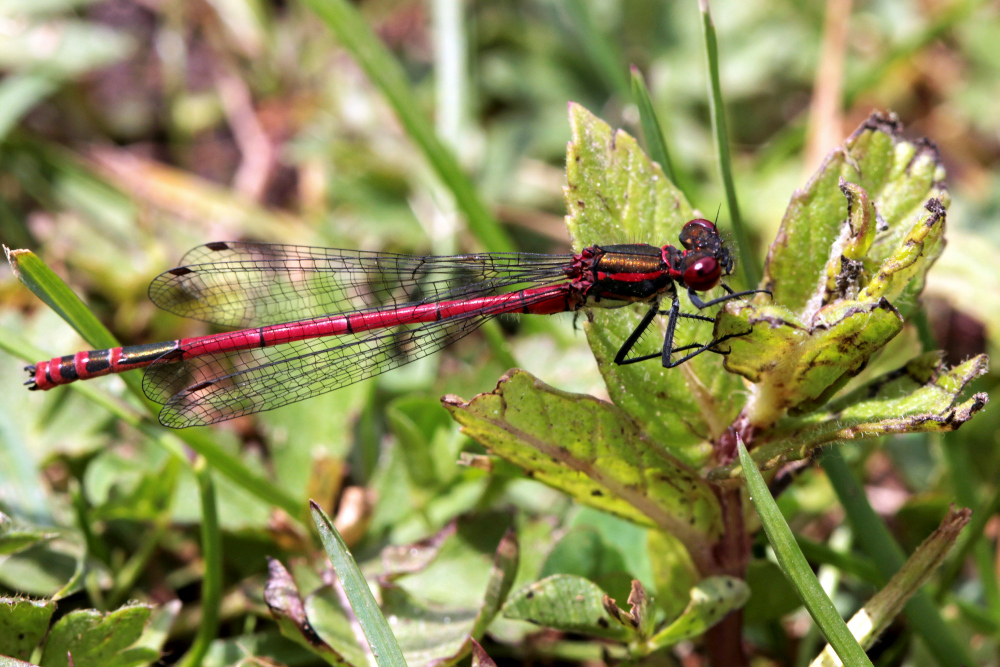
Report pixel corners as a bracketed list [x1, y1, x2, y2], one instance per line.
[149, 242, 571, 328]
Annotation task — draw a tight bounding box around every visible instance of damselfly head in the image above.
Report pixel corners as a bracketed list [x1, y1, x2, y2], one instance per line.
[676, 218, 734, 291]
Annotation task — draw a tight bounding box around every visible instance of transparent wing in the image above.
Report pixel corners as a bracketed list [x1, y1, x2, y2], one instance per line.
[149, 242, 573, 328]
[142, 288, 568, 428]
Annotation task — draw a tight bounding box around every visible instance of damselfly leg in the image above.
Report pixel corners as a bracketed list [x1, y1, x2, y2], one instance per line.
[613, 286, 768, 369]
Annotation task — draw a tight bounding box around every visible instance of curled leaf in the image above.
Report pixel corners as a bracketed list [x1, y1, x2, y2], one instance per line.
[718, 113, 950, 427]
[710, 354, 988, 479]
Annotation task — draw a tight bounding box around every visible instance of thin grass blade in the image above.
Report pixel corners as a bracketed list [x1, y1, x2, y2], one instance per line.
[698, 0, 759, 288]
[738, 438, 873, 666]
[310, 500, 406, 667]
[176, 457, 222, 667]
[293, 0, 512, 252]
[629, 66, 676, 184]
[821, 450, 975, 667]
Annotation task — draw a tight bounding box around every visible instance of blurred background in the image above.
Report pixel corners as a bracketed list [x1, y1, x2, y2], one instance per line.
[0, 0, 998, 664]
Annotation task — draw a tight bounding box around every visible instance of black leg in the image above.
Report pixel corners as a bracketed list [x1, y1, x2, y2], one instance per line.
[687, 286, 771, 309]
[615, 295, 685, 367]
[613, 302, 661, 365]
[663, 312, 716, 323]
[612, 288, 760, 370]
[659, 295, 681, 367]
[663, 328, 751, 368]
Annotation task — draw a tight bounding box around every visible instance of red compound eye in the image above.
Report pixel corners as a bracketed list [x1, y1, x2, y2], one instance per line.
[683, 255, 722, 291]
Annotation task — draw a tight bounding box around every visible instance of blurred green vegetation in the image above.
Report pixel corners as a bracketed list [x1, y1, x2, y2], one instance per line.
[1, 0, 999, 664]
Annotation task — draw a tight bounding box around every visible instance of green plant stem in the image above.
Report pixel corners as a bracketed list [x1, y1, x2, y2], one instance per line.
[176, 457, 222, 667]
[820, 449, 975, 667]
[739, 440, 873, 667]
[295, 0, 512, 252]
[699, 0, 759, 288]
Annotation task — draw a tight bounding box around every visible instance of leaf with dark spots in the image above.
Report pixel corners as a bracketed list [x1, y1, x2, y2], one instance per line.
[716, 296, 904, 426]
[644, 576, 750, 650]
[443, 369, 721, 571]
[503, 575, 635, 641]
[709, 355, 989, 479]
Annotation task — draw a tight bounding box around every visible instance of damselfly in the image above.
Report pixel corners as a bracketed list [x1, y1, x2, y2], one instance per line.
[26, 219, 767, 428]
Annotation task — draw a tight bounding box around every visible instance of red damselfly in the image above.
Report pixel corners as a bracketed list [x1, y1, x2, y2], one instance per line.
[26, 219, 767, 428]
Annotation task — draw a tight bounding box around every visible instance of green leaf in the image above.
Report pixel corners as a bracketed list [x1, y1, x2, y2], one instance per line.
[644, 576, 749, 650]
[386, 395, 459, 489]
[710, 354, 989, 479]
[0, 541, 81, 598]
[197, 631, 318, 667]
[564, 103, 744, 468]
[502, 574, 634, 642]
[443, 369, 721, 570]
[0, 513, 55, 556]
[647, 530, 699, 622]
[762, 112, 949, 314]
[716, 114, 953, 426]
[132, 600, 181, 655]
[742, 560, 803, 622]
[737, 439, 873, 667]
[716, 296, 905, 425]
[0, 596, 56, 660]
[39, 603, 157, 667]
[539, 529, 628, 596]
[310, 501, 406, 667]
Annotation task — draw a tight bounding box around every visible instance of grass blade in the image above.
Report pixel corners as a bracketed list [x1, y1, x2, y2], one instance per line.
[629, 66, 676, 184]
[698, 0, 759, 288]
[310, 500, 406, 667]
[821, 449, 975, 667]
[7, 247, 143, 396]
[294, 0, 512, 252]
[738, 439, 873, 667]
